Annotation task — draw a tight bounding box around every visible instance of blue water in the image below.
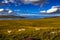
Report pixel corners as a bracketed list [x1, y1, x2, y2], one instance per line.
[0, 13, 60, 20]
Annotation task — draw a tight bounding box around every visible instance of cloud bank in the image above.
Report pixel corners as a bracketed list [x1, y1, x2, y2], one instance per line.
[0, 0, 47, 6]
[0, 8, 13, 15]
[47, 6, 58, 13]
[40, 6, 60, 13]
[2, 0, 15, 3]
[21, 0, 47, 5]
[0, 9, 4, 12]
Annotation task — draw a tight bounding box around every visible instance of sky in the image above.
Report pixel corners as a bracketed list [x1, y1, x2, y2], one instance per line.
[0, 0, 60, 15]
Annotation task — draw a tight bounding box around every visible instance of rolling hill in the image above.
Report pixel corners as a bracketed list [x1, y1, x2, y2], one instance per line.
[0, 17, 60, 40]
[0, 17, 60, 29]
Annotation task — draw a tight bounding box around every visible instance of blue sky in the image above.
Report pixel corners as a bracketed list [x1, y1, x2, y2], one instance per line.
[0, 0, 60, 15]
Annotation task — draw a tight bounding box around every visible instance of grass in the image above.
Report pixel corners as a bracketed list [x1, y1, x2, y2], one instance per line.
[0, 17, 60, 40]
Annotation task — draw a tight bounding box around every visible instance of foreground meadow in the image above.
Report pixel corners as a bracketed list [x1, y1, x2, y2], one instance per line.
[0, 17, 60, 40]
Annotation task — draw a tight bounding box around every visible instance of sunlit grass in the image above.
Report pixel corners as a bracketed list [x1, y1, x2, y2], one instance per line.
[0, 17, 60, 40]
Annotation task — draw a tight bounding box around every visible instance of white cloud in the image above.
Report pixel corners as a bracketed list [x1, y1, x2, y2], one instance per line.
[5, 8, 13, 13]
[2, 0, 9, 3]
[2, 0, 15, 3]
[2, 8, 12, 13]
[21, 0, 47, 5]
[8, 10, 12, 13]
[47, 6, 58, 13]
[40, 6, 60, 13]
[0, 9, 4, 12]
[40, 10, 46, 13]
[1, 0, 21, 6]
[21, 0, 31, 4]
[1, 0, 47, 6]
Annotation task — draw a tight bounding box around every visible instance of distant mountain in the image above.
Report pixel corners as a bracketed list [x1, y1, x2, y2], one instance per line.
[0, 15, 26, 18]
[0, 9, 26, 18]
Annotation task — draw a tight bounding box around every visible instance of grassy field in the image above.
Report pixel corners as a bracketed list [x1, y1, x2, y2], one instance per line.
[0, 17, 60, 40]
